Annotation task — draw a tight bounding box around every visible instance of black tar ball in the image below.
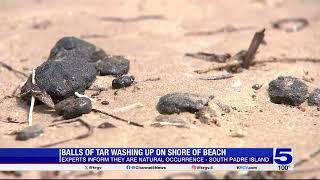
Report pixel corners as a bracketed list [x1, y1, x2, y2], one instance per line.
[21, 37, 104, 100]
[96, 56, 130, 76]
[16, 124, 44, 141]
[34, 51, 97, 100]
[55, 97, 92, 119]
[308, 88, 320, 106]
[112, 75, 135, 89]
[268, 76, 308, 106]
[156, 92, 209, 114]
[49, 36, 107, 63]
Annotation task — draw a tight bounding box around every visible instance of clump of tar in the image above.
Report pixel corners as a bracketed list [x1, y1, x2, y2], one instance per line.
[157, 92, 209, 114]
[268, 76, 308, 106]
[112, 75, 135, 89]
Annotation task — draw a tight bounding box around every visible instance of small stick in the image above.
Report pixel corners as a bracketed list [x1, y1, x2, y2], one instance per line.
[150, 122, 189, 128]
[294, 147, 320, 168]
[49, 119, 79, 127]
[194, 60, 241, 74]
[198, 73, 233, 80]
[184, 26, 256, 36]
[27, 69, 36, 126]
[0, 61, 29, 78]
[185, 52, 231, 63]
[242, 28, 265, 68]
[92, 108, 144, 127]
[257, 57, 320, 64]
[112, 103, 144, 113]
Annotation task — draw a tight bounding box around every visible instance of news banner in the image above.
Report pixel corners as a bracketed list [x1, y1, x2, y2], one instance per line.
[0, 148, 293, 171]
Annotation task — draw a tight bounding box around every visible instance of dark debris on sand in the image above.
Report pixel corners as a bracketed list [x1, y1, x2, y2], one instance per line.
[16, 124, 44, 141]
[55, 97, 92, 119]
[112, 75, 135, 89]
[96, 55, 130, 77]
[268, 76, 308, 106]
[157, 92, 209, 114]
[308, 88, 320, 106]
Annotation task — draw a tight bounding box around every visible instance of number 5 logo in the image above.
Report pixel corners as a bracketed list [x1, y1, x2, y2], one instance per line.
[274, 148, 293, 165]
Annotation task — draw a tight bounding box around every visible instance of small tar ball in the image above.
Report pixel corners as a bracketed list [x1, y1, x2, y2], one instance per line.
[112, 75, 135, 89]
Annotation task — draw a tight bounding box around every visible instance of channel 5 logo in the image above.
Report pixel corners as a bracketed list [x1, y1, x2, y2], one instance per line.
[274, 148, 293, 165]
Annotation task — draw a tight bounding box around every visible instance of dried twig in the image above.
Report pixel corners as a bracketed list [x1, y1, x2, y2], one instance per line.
[257, 57, 320, 64]
[150, 122, 189, 128]
[28, 69, 36, 126]
[49, 119, 79, 126]
[198, 73, 233, 80]
[112, 103, 144, 113]
[184, 25, 255, 36]
[92, 108, 144, 127]
[100, 15, 166, 22]
[41, 119, 93, 147]
[0, 61, 29, 78]
[185, 52, 231, 63]
[194, 29, 265, 74]
[194, 60, 241, 74]
[0, 117, 26, 124]
[242, 28, 265, 68]
[294, 147, 320, 168]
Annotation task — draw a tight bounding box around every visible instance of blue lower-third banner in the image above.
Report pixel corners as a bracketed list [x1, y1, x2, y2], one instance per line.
[0, 148, 293, 171]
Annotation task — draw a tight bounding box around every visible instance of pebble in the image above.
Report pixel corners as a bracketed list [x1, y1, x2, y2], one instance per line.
[152, 114, 188, 128]
[112, 75, 135, 89]
[55, 97, 92, 119]
[268, 76, 308, 106]
[156, 92, 209, 114]
[96, 56, 130, 76]
[16, 124, 44, 141]
[308, 88, 320, 106]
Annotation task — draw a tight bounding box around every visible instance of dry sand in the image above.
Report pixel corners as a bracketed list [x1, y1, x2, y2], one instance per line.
[0, 0, 319, 179]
